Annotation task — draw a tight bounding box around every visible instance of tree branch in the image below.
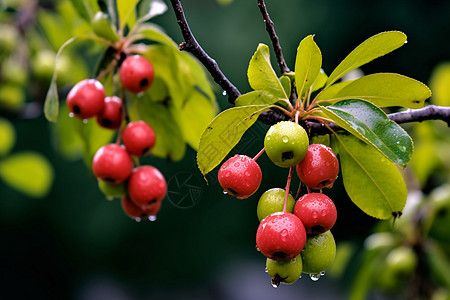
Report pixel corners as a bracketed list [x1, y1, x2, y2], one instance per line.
[256, 0, 290, 74]
[169, 0, 241, 103]
[303, 105, 450, 135]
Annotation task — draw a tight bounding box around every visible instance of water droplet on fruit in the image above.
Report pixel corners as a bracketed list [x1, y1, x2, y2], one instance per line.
[82, 119, 88, 124]
[225, 171, 231, 177]
[271, 282, 279, 288]
[320, 271, 326, 276]
[281, 228, 288, 241]
[264, 267, 268, 273]
[241, 156, 246, 162]
[222, 90, 227, 96]
[135, 217, 142, 223]
[245, 171, 251, 177]
[69, 112, 74, 118]
[309, 273, 321, 281]
[282, 136, 289, 143]
[148, 215, 157, 222]
[312, 211, 318, 219]
[223, 190, 228, 195]
[321, 209, 327, 216]
[234, 162, 240, 168]
[255, 245, 260, 252]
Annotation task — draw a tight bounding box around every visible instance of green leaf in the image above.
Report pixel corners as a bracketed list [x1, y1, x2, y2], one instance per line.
[137, 23, 178, 48]
[197, 105, 271, 176]
[280, 75, 291, 98]
[326, 31, 407, 87]
[337, 134, 407, 219]
[44, 36, 79, 122]
[295, 35, 322, 96]
[311, 69, 328, 93]
[316, 80, 354, 102]
[429, 62, 450, 106]
[426, 241, 450, 289]
[321, 99, 413, 167]
[0, 118, 15, 157]
[117, 0, 139, 31]
[136, 0, 168, 24]
[321, 73, 430, 108]
[248, 44, 288, 100]
[235, 91, 279, 106]
[0, 152, 54, 198]
[172, 90, 216, 151]
[70, 0, 100, 23]
[128, 95, 186, 161]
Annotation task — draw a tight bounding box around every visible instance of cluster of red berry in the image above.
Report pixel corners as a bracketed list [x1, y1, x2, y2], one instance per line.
[66, 54, 167, 222]
[218, 121, 339, 286]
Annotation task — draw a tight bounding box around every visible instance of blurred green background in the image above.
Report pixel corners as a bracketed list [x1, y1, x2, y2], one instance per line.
[1, 0, 450, 299]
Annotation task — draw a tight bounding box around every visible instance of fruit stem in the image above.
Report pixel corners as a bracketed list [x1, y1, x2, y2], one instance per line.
[253, 147, 265, 161]
[283, 167, 293, 212]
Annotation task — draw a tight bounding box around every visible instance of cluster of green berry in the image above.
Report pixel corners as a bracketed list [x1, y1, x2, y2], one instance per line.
[66, 54, 167, 222]
[218, 120, 339, 286]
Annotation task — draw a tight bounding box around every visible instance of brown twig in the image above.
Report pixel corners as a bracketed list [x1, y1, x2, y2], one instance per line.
[169, 0, 241, 104]
[256, 0, 290, 74]
[304, 105, 450, 136]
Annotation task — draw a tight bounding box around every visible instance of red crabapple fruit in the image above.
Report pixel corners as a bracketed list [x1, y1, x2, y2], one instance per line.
[67, 79, 105, 119]
[96, 96, 123, 129]
[256, 212, 306, 261]
[296, 144, 339, 189]
[218, 154, 262, 199]
[120, 55, 154, 93]
[92, 144, 133, 184]
[294, 193, 337, 235]
[122, 120, 156, 156]
[127, 166, 167, 209]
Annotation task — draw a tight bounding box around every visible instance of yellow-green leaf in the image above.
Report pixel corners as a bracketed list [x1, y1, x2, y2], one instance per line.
[323, 73, 431, 108]
[0, 152, 54, 198]
[295, 35, 322, 96]
[197, 105, 271, 176]
[326, 31, 407, 87]
[117, 0, 139, 31]
[337, 134, 407, 219]
[0, 118, 15, 157]
[247, 44, 287, 100]
[235, 91, 279, 107]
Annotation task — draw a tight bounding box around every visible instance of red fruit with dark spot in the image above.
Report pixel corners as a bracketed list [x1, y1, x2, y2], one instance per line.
[67, 79, 105, 119]
[122, 120, 156, 156]
[294, 193, 337, 235]
[96, 96, 123, 129]
[92, 144, 133, 184]
[121, 195, 161, 221]
[218, 154, 262, 199]
[296, 144, 339, 189]
[256, 212, 306, 261]
[127, 166, 167, 209]
[120, 55, 154, 93]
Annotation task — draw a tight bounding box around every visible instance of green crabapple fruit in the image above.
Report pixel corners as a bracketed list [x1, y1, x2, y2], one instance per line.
[429, 185, 450, 243]
[120, 55, 154, 93]
[218, 154, 262, 199]
[377, 246, 417, 291]
[294, 193, 337, 235]
[96, 96, 123, 129]
[266, 253, 303, 287]
[296, 144, 339, 189]
[92, 144, 133, 184]
[301, 230, 336, 275]
[121, 195, 161, 221]
[122, 120, 156, 156]
[127, 166, 167, 209]
[264, 121, 309, 168]
[67, 79, 105, 119]
[257, 188, 295, 222]
[256, 212, 306, 261]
